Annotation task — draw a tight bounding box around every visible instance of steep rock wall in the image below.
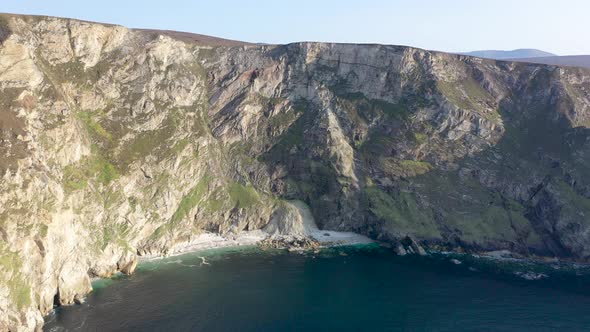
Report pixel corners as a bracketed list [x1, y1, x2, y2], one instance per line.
[1, 14, 590, 330]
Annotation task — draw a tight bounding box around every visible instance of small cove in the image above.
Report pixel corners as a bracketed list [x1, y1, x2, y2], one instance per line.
[45, 245, 590, 331]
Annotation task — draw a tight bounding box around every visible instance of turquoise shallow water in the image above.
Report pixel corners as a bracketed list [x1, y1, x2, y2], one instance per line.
[44, 246, 590, 331]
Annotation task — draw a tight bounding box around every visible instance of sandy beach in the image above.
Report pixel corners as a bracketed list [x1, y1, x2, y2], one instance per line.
[140, 201, 375, 262]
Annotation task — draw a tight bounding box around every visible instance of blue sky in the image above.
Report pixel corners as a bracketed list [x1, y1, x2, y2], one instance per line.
[1, 0, 588, 55]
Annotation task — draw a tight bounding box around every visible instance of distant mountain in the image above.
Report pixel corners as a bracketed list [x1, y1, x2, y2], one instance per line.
[461, 49, 590, 70]
[462, 49, 556, 59]
[508, 55, 590, 69]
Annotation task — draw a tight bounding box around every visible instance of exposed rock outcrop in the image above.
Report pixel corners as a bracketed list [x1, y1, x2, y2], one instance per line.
[2, 13, 590, 331]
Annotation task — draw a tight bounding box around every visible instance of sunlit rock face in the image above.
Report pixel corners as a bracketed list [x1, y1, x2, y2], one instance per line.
[1, 13, 590, 331]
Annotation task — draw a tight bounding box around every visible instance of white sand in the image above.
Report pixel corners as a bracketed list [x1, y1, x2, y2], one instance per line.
[141, 201, 374, 261]
[139, 230, 268, 261]
[292, 199, 375, 245]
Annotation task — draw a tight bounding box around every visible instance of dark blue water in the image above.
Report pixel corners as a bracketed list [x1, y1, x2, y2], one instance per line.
[44, 246, 590, 331]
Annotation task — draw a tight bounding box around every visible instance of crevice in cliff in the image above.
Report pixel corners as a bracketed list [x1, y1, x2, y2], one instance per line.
[524, 188, 571, 258]
[52, 288, 61, 308]
[527, 175, 552, 202]
[66, 21, 76, 59]
[500, 194, 529, 254]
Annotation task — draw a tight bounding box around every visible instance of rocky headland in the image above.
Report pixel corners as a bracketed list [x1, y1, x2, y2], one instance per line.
[1, 13, 590, 331]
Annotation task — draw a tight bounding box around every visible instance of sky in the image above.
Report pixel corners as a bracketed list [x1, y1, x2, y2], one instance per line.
[0, 0, 588, 55]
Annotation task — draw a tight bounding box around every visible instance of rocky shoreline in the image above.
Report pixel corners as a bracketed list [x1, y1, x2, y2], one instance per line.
[43, 232, 590, 331]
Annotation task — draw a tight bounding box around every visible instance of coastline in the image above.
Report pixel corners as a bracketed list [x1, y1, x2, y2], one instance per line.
[46, 243, 590, 332]
[138, 231, 269, 262]
[73, 235, 590, 331]
[139, 200, 376, 262]
[138, 229, 376, 262]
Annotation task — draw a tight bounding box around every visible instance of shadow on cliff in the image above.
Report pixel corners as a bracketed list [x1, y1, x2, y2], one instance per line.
[394, 64, 590, 260]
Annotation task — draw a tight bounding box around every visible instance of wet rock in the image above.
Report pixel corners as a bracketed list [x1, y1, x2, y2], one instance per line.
[394, 244, 407, 256]
[402, 236, 427, 256]
[514, 271, 549, 281]
[120, 258, 138, 275]
[259, 236, 320, 252]
[73, 295, 85, 305]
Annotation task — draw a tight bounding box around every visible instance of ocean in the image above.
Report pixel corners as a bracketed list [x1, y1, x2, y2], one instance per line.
[44, 245, 590, 331]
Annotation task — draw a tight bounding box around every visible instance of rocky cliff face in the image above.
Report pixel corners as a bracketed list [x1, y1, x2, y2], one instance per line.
[1, 14, 590, 331]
